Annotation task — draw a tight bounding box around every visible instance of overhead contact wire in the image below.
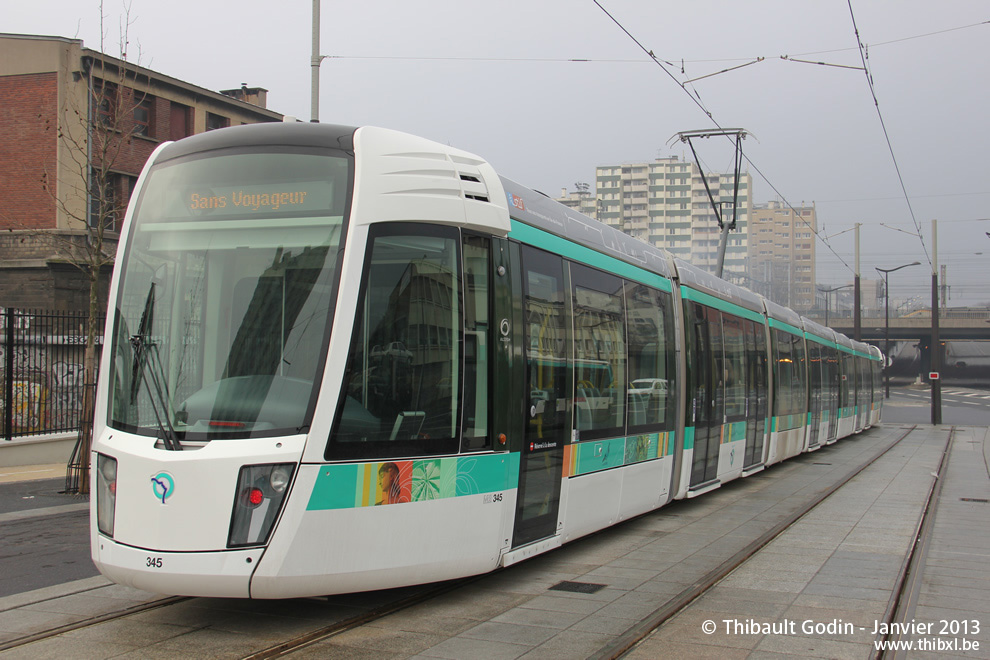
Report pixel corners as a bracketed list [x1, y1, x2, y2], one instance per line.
[592, 0, 854, 274]
[847, 0, 933, 269]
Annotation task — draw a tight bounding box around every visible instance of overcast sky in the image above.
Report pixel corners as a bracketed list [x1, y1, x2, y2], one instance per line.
[9, 1, 990, 305]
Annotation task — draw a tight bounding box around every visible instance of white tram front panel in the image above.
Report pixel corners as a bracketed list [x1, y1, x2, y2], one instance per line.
[91, 124, 525, 597]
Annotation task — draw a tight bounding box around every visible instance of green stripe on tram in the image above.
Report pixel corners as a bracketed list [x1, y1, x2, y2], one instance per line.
[768, 317, 804, 337]
[679, 287, 764, 324]
[804, 331, 836, 347]
[508, 220, 672, 293]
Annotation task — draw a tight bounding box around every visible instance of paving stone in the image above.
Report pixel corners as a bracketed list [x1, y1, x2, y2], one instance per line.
[0, 635, 140, 660]
[515, 630, 613, 659]
[411, 635, 531, 660]
[315, 625, 448, 655]
[458, 620, 558, 646]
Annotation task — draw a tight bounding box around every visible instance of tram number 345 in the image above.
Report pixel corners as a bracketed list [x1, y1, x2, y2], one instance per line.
[483, 493, 503, 504]
[146, 556, 163, 568]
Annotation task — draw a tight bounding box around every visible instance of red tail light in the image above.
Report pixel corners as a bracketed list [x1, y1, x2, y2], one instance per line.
[247, 487, 264, 507]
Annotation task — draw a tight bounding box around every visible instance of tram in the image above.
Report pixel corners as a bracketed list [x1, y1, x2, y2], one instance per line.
[90, 123, 882, 598]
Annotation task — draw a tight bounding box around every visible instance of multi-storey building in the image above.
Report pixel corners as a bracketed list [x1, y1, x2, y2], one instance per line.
[558, 156, 752, 283]
[0, 33, 282, 310]
[556, 185, 599, 219]
[748, 201, 817, 311]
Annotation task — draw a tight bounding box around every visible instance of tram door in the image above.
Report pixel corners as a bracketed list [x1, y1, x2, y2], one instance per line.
[825, 348, 840, 441]
[807, 342, 823, 448]
[689, 304, 723, 488]
[513, 246, 567, 548]
[743, 319, 767, 469]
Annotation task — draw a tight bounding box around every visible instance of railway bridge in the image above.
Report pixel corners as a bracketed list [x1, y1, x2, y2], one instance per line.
[825, 311, 990, 342]
[824, 311, 990, 383]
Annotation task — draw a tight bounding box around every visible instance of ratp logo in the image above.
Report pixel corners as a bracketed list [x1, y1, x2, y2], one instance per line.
[151, 472, 175, 504]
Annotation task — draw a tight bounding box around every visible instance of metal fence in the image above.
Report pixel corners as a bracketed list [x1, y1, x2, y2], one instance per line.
[1, 308, 104, 441]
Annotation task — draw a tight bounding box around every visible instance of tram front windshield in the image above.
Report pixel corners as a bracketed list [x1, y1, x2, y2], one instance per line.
[108, 149, 350, 440]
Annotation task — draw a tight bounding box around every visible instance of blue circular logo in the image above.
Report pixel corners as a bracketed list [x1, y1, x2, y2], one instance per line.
[151, 472, 175, 504]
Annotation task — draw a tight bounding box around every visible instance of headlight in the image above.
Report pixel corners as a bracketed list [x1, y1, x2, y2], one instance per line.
[96, 454, 117, 537]
[269, 465, 292, 493]
[227, 463, 296, 548]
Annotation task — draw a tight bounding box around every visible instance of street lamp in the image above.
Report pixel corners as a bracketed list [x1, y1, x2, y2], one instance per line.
[875, 261, 921, 398]
[818, 284, 853, 326]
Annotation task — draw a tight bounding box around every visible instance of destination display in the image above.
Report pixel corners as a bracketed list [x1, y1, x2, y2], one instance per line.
[181, 182, 333, 218]
[188, 189, 312, 213]
[137, 151, 348, 224]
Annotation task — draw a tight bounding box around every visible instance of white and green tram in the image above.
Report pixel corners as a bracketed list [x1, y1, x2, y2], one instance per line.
[91, 123, 882, 598]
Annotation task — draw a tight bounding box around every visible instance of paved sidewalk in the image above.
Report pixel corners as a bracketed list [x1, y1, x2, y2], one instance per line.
[903, 426, 990, 656]
[625, 426, 988, 659]
[0, 465, 66, 485]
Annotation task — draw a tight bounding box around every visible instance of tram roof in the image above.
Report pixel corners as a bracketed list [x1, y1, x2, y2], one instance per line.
[802, 317, 836, 345]
[674, 259, 765, 315]
[764, 298, 804, 331]
[155, 122, 357, 163]
[500, 178, 675, 281]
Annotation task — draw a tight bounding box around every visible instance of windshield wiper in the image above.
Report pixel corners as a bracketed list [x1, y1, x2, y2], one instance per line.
[130, 283, 182, 451]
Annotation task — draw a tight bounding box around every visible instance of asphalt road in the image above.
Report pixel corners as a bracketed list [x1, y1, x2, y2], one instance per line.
[881, 384, 990, 426]
[0, 481, 95, 598]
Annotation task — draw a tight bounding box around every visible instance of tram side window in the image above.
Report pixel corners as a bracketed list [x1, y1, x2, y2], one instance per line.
[862, 357, 872, 403]
[625, 283, 674, 431]
[522, 246, 570, 447]
[461, 235, 490, 451]
[571, 264, 625, 440]
[840, 352, 852, 410]
[772, 329, 807, 418]
[878, 359, 883, 398]
[329, 224, 461, 459]
[721, 314, 747, 421]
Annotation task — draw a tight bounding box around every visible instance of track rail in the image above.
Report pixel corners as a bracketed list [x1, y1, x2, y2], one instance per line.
[240, 576, 480, 660]
[590, 424, 921, 660]
[0, 594, 189, 652]
[874, 426, 954, 659]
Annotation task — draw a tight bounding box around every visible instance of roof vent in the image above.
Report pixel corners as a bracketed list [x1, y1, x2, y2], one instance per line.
[458, 169, 490, 204]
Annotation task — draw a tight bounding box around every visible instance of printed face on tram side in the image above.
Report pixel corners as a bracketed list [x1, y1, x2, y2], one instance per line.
[376, 461, 412, 505]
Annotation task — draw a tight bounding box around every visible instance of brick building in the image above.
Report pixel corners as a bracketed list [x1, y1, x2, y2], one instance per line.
[0, 33, 283, 311]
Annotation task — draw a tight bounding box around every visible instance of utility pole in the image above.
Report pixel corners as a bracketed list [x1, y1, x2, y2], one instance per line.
[671, 128, 748, 279]
[853, 223, 862, 341]
[876, 262, 920, 399]
[931, 219, 942, 424]
[310, 0, 321, 122]
[940, 264, 948, 313]
[819, 284, 853, 327]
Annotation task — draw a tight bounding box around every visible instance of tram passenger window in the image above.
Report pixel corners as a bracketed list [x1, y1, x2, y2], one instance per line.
[462, 235, 490, 451]
[522, 246, 570, 448]
[840, 353, 852, 409]
[772, 329, 807, 418]
[329, 224, 461, 459]
[626, 283, 673, 431]
[571, 264, 625, 440]
[722, 314, 747, 421]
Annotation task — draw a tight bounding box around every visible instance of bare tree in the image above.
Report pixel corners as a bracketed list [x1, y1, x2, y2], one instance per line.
[41, 3, 147, 493]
